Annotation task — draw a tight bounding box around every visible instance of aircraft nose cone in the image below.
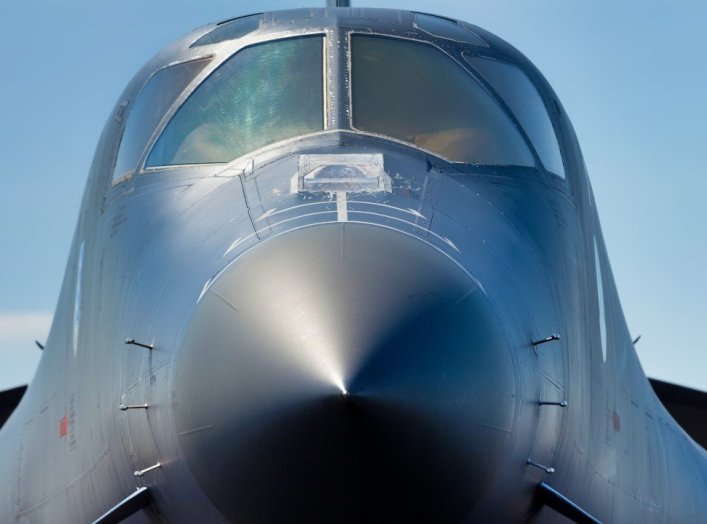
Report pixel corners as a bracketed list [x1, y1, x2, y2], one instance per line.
[174, 223, 515, 523]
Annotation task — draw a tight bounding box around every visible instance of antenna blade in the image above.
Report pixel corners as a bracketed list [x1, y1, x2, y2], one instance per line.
[327, 0, 351, 6]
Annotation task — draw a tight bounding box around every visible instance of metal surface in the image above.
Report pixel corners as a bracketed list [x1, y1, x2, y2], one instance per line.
[537, 482, 602, 524]
[176, 223, 513, 522]
[0, 386, 26, 429]
[93, 487, 152, 524]
[1, 6, 706, 524]
[650, 378, 707, 449]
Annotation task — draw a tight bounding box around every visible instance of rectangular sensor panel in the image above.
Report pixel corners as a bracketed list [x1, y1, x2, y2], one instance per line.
[294, 153, 390, 193]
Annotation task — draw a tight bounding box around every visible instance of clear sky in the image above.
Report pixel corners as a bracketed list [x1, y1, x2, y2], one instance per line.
[1, 0, 705, 391]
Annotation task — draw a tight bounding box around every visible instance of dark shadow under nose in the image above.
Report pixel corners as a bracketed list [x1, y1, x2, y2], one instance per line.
[174, 223, 516, 523]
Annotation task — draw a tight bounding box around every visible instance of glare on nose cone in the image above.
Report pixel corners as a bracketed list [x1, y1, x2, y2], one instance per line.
[174, 223, 516, 523]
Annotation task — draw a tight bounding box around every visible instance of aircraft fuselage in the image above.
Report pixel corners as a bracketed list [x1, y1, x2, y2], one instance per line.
[1, 8, 706, 523]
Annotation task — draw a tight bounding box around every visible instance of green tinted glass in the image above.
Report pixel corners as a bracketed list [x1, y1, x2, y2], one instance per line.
[113, 58, 210, 181]
[147, 36, 324, 167]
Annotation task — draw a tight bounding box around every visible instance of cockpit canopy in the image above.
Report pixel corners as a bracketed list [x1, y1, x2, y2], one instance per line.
[351, 35, 535, 168]
[147, 36, 324, 169]
[112, 15, 565, 184]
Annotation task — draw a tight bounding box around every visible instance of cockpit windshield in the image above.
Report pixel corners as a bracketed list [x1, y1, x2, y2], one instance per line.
[464, 54, 565, 177]
[112, 57, 210, 182]
[146, 36, 325, 168]
[351, 35, 535, 167]
[135, 31, 564, 177]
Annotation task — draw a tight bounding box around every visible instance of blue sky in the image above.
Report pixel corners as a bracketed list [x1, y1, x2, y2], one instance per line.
[1, 0, 705, 391]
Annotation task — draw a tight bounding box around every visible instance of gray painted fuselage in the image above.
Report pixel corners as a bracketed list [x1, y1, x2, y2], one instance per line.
[2, 7, 706, 523]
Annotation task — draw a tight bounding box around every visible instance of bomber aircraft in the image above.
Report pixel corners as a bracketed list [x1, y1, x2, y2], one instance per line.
[2, 3, 707, 523]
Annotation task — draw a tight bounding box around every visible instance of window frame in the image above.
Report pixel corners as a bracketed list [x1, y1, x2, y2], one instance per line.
[111, 55, 214, 186]
[347, 31, 567, 174]
[109, 25, 569, 189]
[140, 34, 329, 173]
[462, 51, 567, 178]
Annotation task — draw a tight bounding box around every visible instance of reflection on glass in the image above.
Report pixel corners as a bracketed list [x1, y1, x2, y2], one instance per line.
[113, 58, 210, 182]
[351, 35, 534, 166]
[191, 14, 262, 47]
[465, 54, 565, 177]
[414, 13, 487, 46]
[147, 36, 324, 167]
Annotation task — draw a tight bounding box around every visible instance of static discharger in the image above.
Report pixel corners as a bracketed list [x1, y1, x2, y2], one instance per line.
[125, 338, 154, 350]
[527, 459, 555, 474]
[134, 462, 161, 477]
